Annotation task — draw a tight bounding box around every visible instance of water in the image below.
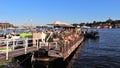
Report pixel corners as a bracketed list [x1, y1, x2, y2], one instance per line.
[1, 29, 120, 68]
[68, 28, 120, 68]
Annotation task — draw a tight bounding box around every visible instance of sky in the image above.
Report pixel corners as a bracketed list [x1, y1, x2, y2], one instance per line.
[0, 0, 120, 26]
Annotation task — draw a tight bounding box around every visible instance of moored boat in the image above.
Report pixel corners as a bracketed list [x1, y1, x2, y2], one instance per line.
[84, 30, 99, 39]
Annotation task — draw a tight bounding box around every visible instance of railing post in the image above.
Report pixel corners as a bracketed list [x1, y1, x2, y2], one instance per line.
[39, 42, 41, 48]
[25, 38, 28, 54]
[55, 42, 57, 48]
[13, 39, 15, 50]
[60, 44, 64, 53]
[36, 39, 39, 50]
[6, 40, 9, 60]
[48, 42, 49, 52]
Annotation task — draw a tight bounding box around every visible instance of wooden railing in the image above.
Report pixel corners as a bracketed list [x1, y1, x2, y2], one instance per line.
[63, 36, 84, 60]
[63, 36, 82, 53]
[0, 35, 84, 61]
[0, 38, 40, 60]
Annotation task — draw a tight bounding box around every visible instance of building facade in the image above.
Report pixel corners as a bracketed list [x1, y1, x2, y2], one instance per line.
[0, 22, 14, 29]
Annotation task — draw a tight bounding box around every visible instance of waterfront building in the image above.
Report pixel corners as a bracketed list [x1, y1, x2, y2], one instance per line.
[0, 22, 14, 30]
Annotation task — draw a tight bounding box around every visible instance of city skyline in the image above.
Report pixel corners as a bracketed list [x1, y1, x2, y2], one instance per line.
[0, 0, 120, 26]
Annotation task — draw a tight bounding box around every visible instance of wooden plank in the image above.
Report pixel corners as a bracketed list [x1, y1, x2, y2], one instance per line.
[0, 46, 37, 62]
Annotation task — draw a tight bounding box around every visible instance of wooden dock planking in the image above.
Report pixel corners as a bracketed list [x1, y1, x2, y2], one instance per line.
[47, 36, 84, 61]
[0, 46, 37, 62]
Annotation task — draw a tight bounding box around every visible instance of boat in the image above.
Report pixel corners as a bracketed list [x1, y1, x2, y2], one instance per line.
[84, 30, 99, 39]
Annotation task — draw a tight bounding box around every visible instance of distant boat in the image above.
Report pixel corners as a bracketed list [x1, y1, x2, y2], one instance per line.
[109, 26, 112, 29]
[97, 26, 101, 29]
[81, 26, 90, 28]
[7, 27, 15, 30]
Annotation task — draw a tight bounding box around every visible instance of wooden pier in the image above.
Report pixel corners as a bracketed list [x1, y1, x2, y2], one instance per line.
[0, 46, 37, 62]
[32, 35, 84, 62]
[0, 31, 49, 62]
[0, 38, 41, 62]
[63, 36, 84, 60]
[0, 28, 85, 64]
[47, 36, 84, 60]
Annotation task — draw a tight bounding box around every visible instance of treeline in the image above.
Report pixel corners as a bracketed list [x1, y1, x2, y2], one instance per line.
[72, 19, 120, 28]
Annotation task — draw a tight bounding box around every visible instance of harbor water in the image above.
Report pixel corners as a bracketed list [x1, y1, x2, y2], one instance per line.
[1, 28, 120, 68]
[68, 28, 120, 68]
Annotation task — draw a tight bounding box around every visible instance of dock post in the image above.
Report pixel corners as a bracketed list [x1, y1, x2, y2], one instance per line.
[31, 52, 35, 62]
[6, 40, 9, 60]
[25, 38, 28, 54]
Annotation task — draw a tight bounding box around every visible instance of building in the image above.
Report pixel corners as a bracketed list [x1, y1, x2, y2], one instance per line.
[0, 22, 14, 29]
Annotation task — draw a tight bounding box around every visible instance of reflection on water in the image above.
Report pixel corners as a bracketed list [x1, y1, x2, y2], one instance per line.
[32, 59, 66, 68]
[70, 56, 120, 68]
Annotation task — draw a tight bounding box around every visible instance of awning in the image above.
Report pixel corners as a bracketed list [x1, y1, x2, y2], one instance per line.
[47, 21, 74, 27]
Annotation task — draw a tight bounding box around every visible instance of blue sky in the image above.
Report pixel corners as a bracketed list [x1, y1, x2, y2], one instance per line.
[0, 0, 120, 26]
